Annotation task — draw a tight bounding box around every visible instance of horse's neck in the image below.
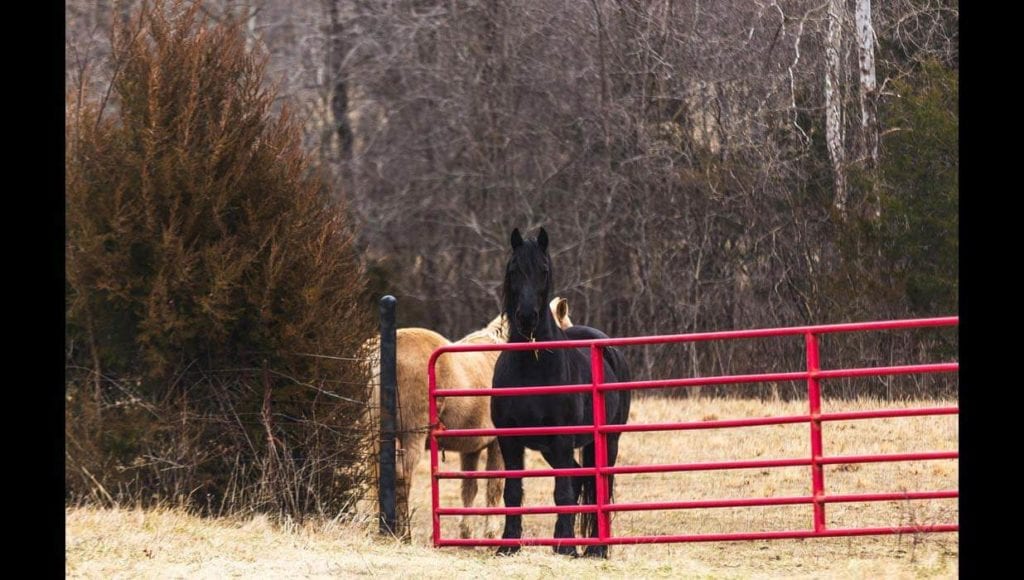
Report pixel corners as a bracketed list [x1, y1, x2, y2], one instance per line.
[498, 311, 581, 389]
[437, 320, 502, 399]
[537, 312, 563, 341]
[508, 310, 562, 343]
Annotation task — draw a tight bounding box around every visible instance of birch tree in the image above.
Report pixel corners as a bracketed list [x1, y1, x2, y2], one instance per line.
[825, 0, 847, 217]
[856, 0, 878, 168]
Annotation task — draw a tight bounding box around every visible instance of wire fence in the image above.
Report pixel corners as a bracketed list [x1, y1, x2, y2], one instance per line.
[65, 316, 957, 528]
[64, 348, 391, 523]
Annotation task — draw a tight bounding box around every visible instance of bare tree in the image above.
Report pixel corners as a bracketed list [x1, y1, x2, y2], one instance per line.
[67, 0, 959, 399]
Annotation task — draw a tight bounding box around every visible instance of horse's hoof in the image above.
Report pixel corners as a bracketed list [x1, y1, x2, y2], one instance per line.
[583, 545, 609, 559]
[496, 545, 521, 557]
[553, 545, 580, 558]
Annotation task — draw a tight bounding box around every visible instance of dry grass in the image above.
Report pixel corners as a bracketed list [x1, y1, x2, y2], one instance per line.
[67, 396, 958, 578]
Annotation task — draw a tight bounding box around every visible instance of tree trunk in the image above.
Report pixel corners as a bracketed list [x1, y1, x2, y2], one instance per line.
[244, 1, 259, 52]
[855, 0, 881, 220]
[824, 0, 847, 217]
[325, 0, 353, 163]
[856, 0, 878, 168]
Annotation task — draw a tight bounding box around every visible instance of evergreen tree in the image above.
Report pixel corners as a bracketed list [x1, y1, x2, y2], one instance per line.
[66, 0, 374, 517]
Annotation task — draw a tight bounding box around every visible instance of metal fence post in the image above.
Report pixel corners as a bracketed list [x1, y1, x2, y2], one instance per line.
[805, 332, 826, 533]
[378, 295, 398, 536]
[590, 345, 610, 543]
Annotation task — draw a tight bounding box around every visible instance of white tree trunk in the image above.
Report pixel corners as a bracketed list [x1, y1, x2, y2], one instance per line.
[825, 0, 847, 216]
[245, 1, 259, 52]
[856, 0, 878, 167]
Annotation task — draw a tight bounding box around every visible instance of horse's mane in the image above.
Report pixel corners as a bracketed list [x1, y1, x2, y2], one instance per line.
[459, 296, 571, 346]
[457, 314, 509, 345]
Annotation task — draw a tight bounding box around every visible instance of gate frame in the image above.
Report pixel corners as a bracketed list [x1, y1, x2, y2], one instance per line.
[427, 317, 959, 547]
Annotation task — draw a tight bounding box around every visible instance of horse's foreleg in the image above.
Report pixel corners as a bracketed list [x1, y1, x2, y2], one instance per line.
[495, 436, 524, 556]
[458, 450, 482, 539]
[540, 440, 580, 558]
[484, 439, 505, 539]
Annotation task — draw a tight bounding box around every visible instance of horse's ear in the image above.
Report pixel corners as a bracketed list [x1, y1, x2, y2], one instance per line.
[511, 228, 523, 248]
[537, 227, 548, 252]
[553, 297, 571, 327]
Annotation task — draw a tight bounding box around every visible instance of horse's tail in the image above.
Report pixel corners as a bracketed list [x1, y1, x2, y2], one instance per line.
[579, 472, 599, 540]
[605, 344, 631, 425]
[577, 439, 607, 541]
[603, 344, 630, 382]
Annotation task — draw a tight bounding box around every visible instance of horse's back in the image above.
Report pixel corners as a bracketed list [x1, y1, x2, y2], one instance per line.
[390, 328, 450, 432]
[563, 324, 607, 340]
[564, 325, 630, 380]
[396, 327, 449, 382]
[440, 327, 503, 450]
[449, 337, 502, 395]
[564, 325, 631, 425]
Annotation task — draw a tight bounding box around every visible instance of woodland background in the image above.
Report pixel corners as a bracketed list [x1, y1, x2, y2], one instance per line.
[65, 0, 957, 516]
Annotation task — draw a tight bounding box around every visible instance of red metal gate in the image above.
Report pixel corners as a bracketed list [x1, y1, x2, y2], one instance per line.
[427, 317, 958, 547]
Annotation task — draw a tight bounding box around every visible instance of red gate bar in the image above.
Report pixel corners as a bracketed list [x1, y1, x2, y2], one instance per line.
[438, 490, 959, 516]
[434, 451, 958, 479]
[427, 317, 958, 547]
[430, 318, 958, 357]
[432, 405, 959, 438]
[428, 364, 954, 399]
[430, 362, 958, 398]
[436, 524, 961, 547]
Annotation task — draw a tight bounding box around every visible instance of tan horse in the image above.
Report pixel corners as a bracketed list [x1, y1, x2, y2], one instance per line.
[366, 297, 572, 539]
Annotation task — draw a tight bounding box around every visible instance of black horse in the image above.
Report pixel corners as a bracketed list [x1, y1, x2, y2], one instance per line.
[490, 227, 631, 558]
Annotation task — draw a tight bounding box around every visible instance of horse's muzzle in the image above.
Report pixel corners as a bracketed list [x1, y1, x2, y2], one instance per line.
[515, 309, 540, 338]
